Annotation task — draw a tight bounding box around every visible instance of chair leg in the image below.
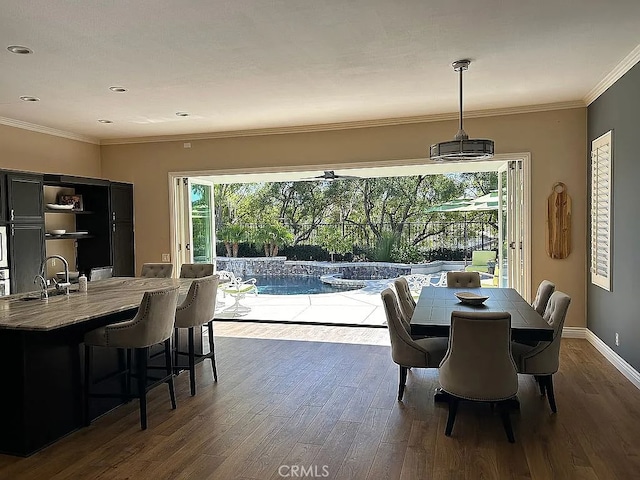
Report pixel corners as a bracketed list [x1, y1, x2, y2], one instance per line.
[207, 321, 218, 382]
[164, 339, 177, 409]
[534, 375, 546, 396]
[173, 327, 180, 375]
[135, 347, 149, 430]
[83, 345, 92, 427]
[544, 375, 557, 413]
[188, 327, 196, 396]
[498, 401, 515, 443]
[445, 397, 459, 437]
[126, 349, 132, 402]
[398, 366, 408, 401]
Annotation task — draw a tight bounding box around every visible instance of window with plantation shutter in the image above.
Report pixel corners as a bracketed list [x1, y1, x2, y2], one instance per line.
[590, 130, 612, 291]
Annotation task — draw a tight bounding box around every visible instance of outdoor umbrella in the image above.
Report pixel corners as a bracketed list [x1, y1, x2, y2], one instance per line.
[426, 191, 501, 262]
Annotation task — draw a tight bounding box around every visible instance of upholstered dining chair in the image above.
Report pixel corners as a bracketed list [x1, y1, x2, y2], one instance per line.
[380, 288, 448, 401]
[174, 275, 219, 395]
[179, 263, 214, 279]
[393, 277, 416, 325]
[141, 263, 174, 278]
[511, 291, 571, 413]
[439, 310, 518, 443]
[446, 271, 481, 288]
[89, 266, 113, 281]
[531, 280, 555, 316]
[83, 285, 180, 430]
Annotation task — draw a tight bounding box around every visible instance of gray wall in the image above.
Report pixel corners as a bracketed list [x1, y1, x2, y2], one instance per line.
[588, 62, 640, 371]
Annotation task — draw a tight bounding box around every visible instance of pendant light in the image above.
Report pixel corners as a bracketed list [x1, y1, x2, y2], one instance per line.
[430, 59, 494, 161]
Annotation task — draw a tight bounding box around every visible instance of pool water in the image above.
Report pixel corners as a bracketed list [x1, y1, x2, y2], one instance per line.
[251, 275, 360, 295]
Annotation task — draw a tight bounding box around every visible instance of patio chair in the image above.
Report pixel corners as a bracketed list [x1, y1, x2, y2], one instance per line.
[217, 270, 258, 315]
[464, 250, 497, 273]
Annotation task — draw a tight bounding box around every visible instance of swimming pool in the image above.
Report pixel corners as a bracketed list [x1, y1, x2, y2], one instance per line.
[251, 275, 360, 295]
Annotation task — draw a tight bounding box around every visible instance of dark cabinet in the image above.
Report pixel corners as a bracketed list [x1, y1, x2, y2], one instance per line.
[9, 223, 45, 294]
[7, 173, 44, 223]
[110, 183, 135, 276]
[0, 172, 6, 224]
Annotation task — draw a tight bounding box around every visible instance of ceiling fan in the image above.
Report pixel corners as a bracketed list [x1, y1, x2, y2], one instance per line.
[308, 170, 360, 181]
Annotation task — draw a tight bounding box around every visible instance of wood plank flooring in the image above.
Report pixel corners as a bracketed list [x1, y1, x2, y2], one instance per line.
[1, 323, 640, 480]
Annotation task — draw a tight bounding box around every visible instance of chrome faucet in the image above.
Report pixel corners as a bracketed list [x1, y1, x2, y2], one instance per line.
[33, 274, 48, 300]
[40, 255, 71, 296]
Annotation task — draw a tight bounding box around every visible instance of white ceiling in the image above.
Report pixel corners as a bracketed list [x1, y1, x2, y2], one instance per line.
[1, 0, 639, 143]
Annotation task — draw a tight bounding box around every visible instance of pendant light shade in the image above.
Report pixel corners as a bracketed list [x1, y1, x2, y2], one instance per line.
[430, 60, 494, 161]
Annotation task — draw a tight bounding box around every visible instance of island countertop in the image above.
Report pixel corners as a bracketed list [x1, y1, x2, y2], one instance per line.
[0, 277, 192, 331]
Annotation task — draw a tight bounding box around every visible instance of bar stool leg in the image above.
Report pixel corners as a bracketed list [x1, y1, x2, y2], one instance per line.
[83, 345, 92, 426]
[188, 327, 196, 396]
[164, 338, 177, 409]
[207, 321, 218, 382]
[173, 327, 180, 375]
[135, 347, 149, 430]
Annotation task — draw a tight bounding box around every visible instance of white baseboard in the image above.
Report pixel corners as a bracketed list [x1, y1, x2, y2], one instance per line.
[562, 326, 587, 338]
[585, 329, 640, 391]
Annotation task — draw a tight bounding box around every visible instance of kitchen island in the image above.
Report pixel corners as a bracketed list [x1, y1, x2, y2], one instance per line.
[0, 277, 191, 456]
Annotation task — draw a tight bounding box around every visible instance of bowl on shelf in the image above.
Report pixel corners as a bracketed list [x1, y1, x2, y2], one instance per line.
[49, 229, 66, 235]
[46, 203, 75, 210]
[56, 271, 80, 281]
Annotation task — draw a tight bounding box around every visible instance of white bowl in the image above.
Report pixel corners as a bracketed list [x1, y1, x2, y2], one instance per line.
[49, 229, 66, 235]
[46, 203, 75, 210]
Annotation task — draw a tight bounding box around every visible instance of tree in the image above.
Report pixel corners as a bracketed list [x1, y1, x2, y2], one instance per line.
[217, 222, 248, 257]
[252, 221, 294, 257]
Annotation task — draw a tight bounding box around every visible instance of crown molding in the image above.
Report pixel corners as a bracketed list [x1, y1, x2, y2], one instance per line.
[100, 100, 585, 145]
[0, 116, 99, 144]
[584, 43, 640, 106]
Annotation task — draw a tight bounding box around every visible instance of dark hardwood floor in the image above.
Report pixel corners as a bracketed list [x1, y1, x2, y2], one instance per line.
[1, 324, 639, 480]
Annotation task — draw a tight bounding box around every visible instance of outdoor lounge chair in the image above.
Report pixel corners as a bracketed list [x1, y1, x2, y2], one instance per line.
[464, 250, 497, 273]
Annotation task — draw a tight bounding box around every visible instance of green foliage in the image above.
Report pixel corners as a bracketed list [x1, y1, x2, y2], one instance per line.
[252, 221, 294, 256]
[316, 225, 353, 256]
[280, 244, 330, 261]
[391, 243, 423, 264]
[372, 232, 399, 262]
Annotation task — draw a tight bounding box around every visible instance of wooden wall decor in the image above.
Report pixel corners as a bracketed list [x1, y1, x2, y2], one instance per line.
[546, 182, 572, 259]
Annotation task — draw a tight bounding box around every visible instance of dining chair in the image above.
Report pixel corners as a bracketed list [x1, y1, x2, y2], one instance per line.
[531, 280, 555, 316]
[89, 266, 113, 281]
[179, 263, 214, 278]
[140, 262, 174, 278]
[83, 286, 180, 430]
[439, 310, 518, 443]
[393, 277, 416, 326]
[174, 275, 219, 395]
[380, 288, 448, 401]
[511, 291, 571, 413]
[446, 271, 481, 288]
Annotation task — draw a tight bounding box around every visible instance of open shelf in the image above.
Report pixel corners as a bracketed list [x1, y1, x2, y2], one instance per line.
[45, 233, 94, 240]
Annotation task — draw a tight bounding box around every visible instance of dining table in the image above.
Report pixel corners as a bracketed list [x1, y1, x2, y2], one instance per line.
[410, 286, 553, 404]
[410, 286, 553, 343]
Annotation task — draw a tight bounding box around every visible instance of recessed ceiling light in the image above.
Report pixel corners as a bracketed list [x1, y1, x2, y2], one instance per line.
[19, 96, 39, 102]
[7, 45, 33, 54]
[98, 119, 113, 124]
[109, 86, 127, 92]
[176, 112, 189, 117]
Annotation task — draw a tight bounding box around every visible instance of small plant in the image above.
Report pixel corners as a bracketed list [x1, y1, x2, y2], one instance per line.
[372, 232, 399, 262]
[392, 243, 423, 263]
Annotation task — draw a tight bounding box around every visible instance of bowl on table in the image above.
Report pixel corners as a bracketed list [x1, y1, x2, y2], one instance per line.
[454, 291, 489, 305]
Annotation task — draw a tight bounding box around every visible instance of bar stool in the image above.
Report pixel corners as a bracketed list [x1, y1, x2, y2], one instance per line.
[83, 285, 180, 429]
[174, 275, 219, 395]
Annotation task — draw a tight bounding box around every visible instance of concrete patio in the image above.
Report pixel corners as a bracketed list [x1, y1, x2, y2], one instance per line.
[214, 279, 395, 327]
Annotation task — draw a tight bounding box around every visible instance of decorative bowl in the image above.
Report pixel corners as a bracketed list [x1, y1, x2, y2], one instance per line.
[49, 229, 66, 235]
[455, 291, 489, 305]
[46, 203, 75, 210]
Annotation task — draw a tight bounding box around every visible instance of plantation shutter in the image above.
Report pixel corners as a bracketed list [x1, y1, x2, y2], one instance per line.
[590, 131, 612, 291]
